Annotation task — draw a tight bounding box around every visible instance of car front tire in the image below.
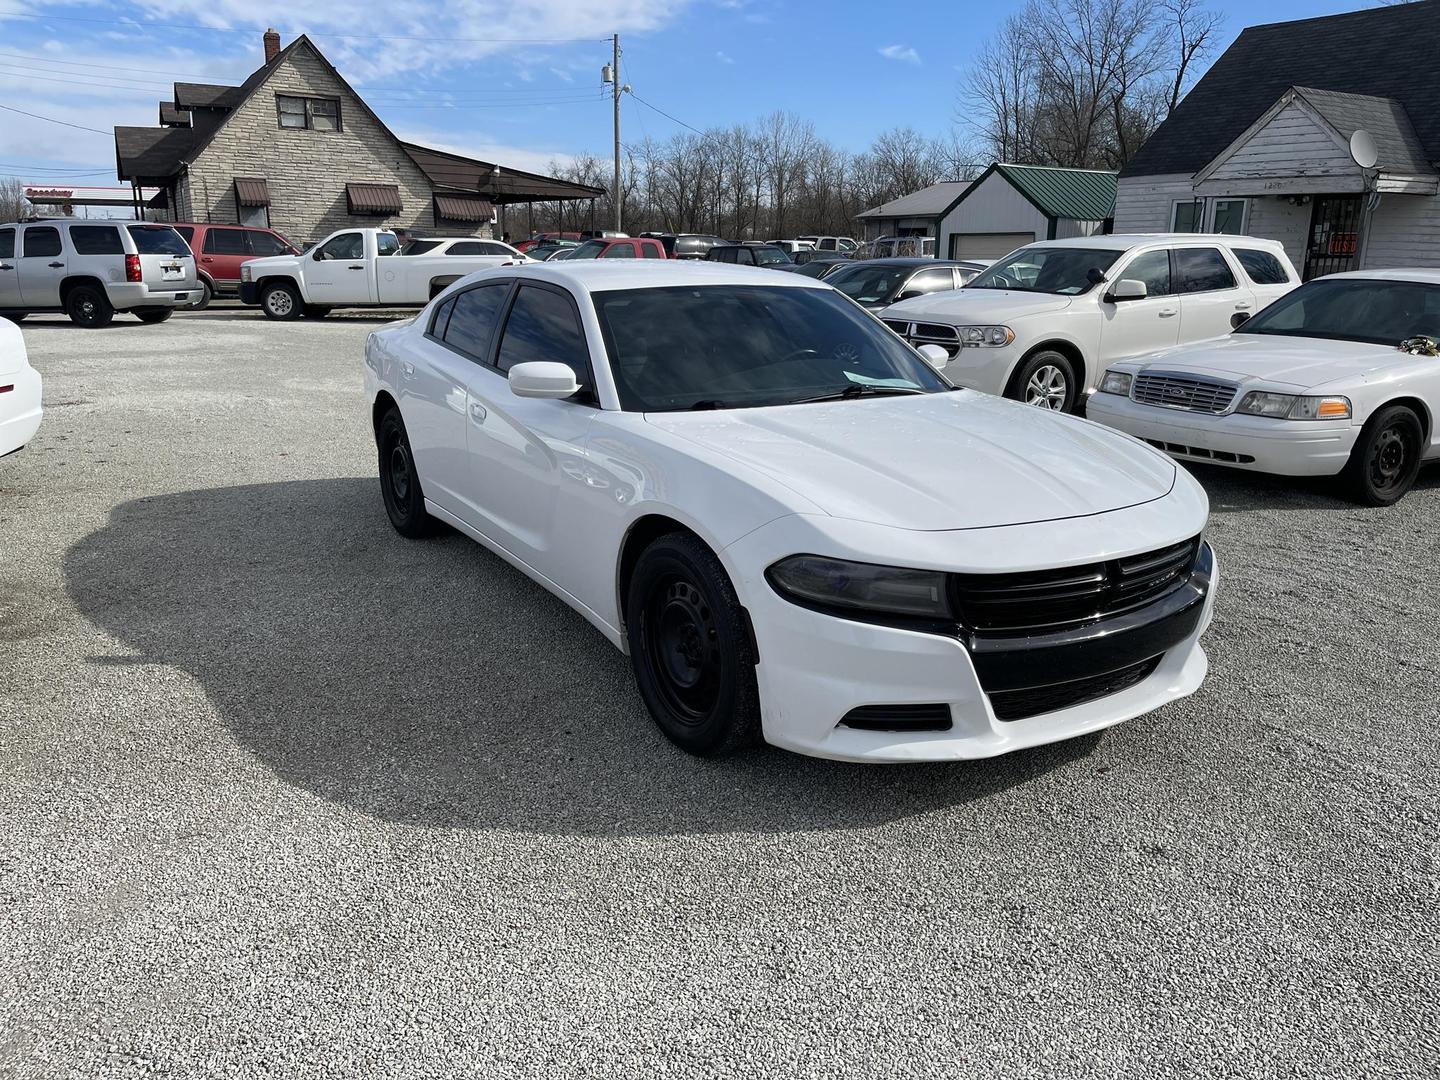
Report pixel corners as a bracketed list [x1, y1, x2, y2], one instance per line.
[1008, 349, 1077, 412]
[1340, 404, 1424, 506]
[377, 408, 436, 538]
[66, 284, 114, 328]
[626, 532, 760, 756]
[261, 281, 301, 321]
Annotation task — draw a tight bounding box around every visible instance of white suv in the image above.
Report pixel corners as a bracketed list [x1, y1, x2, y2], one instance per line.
[0, 220, 200, 328]
[880, 234, 1299, 412]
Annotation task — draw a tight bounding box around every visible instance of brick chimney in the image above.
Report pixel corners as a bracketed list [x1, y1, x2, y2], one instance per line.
[263, 28, 281, 64]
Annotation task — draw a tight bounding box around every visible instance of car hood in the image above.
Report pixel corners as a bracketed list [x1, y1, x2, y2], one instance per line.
[882, 289, 1074, 323]
[645, 391, 1175, 531]
[244, 253, 301, 272]
[1130, 333, 1399, 389]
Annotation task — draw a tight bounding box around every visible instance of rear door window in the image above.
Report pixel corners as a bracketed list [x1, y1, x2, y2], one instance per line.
[445, 242, 488, 256]
[1234, 248, 1291, 285]
[601, 242, 636, 259]
[0, 227, 13, 259]
[69, 226, 124, 255]
[126, 225, 190, 255]
[442, 282, 510, 362]
[1175, 247, 1237, 293]
[22, 227, 62, 258]
[203, 228, 250, 255]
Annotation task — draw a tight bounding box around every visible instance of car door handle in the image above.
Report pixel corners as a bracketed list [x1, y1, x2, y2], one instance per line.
[0, 263, 12, 271]
[1158, 308, 1178, 318]
[470, 402, 487, 424]
[399, 361, 415, 379]
[1234, 302, 1251, 310]
[348, 265, 365, 271]
[47, 261, 65, 269]
[201, 256, 214, 263]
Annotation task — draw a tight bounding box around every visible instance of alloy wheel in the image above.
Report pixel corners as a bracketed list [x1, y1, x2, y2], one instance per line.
[1025, 364, 1068, 409]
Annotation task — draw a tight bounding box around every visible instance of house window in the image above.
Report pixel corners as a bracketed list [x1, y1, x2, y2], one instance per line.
[1172, 198, 1248, 234]
[1172, 200, 1204, 233]
[1212, 198, 1248, 235]
[277, 94, 341, 132]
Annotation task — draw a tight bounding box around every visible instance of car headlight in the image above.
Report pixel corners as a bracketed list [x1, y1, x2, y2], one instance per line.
[767, 554, 953, 620]
[240, 264, 252, 282]
[1236, 392, 1352, 420]
[1099, 371, 1133, 395]
[957, 325, 1014, 348]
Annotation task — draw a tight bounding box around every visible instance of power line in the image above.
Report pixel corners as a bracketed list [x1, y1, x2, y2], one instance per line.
[0, 102, 111, 136]
[627, 91, 709, 138]
[0, 163, 115, 174]
[0, 10, 611, 44]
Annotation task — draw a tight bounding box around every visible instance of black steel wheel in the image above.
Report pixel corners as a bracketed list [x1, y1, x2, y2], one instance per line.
[1341, 404, 1424, 506]
[377, 408, 436, 537]
[65, 284, 114, 329]
[625, 532, 760, 756]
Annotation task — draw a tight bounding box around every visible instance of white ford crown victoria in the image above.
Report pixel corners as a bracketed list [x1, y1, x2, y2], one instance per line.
[1088, 270, 1440, 505]
[0, 318, 41, 457]
[364, 261, 1217, 762]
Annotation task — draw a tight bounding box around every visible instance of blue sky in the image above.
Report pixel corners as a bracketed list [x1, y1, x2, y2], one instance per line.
[0, 0, 1390, 184]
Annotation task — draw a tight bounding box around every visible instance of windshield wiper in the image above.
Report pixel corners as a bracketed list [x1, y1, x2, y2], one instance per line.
[688, 399, 728, 410]
[792, 384, 925, 404]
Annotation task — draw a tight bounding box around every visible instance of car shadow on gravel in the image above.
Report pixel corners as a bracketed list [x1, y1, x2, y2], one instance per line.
[63, 479, 1097, 836]
[1187, 460, 1440, 513]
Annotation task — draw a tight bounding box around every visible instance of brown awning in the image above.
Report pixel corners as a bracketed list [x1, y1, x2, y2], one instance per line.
[434, 194, 494, 223]
[234, 177, 270, 206]
[346, 182, 402, 215]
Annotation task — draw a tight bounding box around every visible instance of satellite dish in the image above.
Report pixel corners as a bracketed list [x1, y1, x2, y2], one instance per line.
[1350, 129, 1379, 170]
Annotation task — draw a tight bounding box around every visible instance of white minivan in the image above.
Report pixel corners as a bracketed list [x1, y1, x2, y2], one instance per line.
[0, 220, 200, 328]
[880, 234, 1299, 412]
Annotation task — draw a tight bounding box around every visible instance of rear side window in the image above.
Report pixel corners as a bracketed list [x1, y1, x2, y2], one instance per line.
[248, 232, 290, 256]
[203, 228, 249, 255]
[1175, 247, 1236, 293]
[22, 227, 62, 258]
[442, 283, 509, 361]
[1234, 248, 1291, 285]
[639, 240, 664, 259]
[376, 234, 400, 257]
[0, 227, 16, 259]
[127, 225, 190, 255]
[1121, 249, 1172, 297]
[495, 285, 593, 392]
[70, 226, 124, 255]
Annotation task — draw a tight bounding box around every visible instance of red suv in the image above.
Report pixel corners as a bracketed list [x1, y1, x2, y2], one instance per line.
[565, 237, 669, 260]
[170, 223, 298, 309]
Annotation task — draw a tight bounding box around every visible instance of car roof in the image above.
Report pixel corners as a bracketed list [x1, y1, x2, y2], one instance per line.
[505, 260, 833, 293]
[1314, 268, 1440, 285]
[835, 257, 967, 268]
[1028, 233, 1288, 252]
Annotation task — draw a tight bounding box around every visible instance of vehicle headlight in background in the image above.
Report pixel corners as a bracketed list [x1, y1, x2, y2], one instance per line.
[768, 555, 953, 620]
[957, 326, 1014, 348]
[240, 264, 253, 282]
[1237, 392, 1351, 420]
[1099, 371, 1133, 395]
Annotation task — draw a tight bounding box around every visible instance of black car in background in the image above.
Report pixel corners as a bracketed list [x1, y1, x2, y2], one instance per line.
[791, 249, 851, 267]
[705, 243, 793, 268]
[780, 256, 852, 279]
[642, 232, 727, 259]
[822, 258, 986, 310]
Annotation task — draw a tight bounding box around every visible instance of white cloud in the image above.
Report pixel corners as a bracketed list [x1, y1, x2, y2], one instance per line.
[878, 44, 920, 65]
[715, 50, 734, 64]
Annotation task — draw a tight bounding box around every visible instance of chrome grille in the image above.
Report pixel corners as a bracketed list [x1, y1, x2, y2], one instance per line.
[1132, 372, 1238, 414]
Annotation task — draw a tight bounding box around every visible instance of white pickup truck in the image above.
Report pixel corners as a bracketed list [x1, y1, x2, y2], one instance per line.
[238, 227, 527, 320]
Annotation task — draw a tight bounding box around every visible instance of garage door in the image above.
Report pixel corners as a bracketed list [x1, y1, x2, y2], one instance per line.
[950, 232, 1035, 261]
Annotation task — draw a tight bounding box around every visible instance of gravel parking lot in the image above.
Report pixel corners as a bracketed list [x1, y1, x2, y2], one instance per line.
[2, 309, 1437, 1078]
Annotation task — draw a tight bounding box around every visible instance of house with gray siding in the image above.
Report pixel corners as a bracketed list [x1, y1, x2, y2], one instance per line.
[115, 30, 600, 244]
[1115, 1, 1440, 280]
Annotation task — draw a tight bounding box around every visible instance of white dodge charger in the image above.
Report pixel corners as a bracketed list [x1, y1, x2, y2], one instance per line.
[1088, 270, 1440, 505]
[0, 318, 41, 459]
[363, 261, 1217, 762]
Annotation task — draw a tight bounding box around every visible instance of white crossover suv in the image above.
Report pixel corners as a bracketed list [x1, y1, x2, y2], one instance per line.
[1088, 270, 1440, 506]
[365, 260, 1217, 763]
[880, 234, 1299, 412]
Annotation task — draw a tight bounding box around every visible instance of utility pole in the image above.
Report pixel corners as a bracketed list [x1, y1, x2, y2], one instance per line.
[611, 34, 622, 233]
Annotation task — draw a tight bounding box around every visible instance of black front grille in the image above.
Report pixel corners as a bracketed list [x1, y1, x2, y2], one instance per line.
[882, 319, 909, 335]
[951, 538, 1200, 634]
[989, 655, 1162, 721]
[841, 703, 953, 732]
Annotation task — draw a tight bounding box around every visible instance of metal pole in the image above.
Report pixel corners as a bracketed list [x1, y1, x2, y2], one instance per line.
[612, 33, 622, 234]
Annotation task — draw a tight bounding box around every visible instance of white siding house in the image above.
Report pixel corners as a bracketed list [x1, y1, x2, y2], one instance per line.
[1115, 2, 1440, 279]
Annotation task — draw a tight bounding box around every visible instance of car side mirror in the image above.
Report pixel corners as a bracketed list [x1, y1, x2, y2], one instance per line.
[917, 344, 949, 371]
[508, 361, 580, 399]
[312, 249, 325, 261]
[1108, 278, 1147, 302]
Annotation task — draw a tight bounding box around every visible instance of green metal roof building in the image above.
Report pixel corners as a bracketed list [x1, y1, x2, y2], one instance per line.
[934, 163, 1118, 261]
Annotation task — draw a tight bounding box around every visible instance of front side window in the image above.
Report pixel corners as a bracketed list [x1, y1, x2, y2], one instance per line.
[22, 226, 62, 258]
[826, 263, 913, 304]
[247, 231, 291, 256]
[1119, 249, 1171, 297]
[203, 228, 249, 255]
[70, 225, 123, 255]
[567, 240, 607, 260]
[495, 285, 593, 393]
[594, 284, 951, 412]
[1175, 247, 1236, 293]
[1236, 278, 1440, 346]
[1234, 248, 1290, 286]
[751, 246, 790, 266]
[905, 268, 956, 296]
[969, 247, 1123, 295]
[127, 225, 190, 255]
[277, 94, 341, 131]
[442, 283, 510, 360]
[318, 232, 364, 261]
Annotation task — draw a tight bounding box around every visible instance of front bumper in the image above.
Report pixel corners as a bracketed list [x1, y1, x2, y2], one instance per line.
[724, 503, 1216, 763]
[1086, 392, 1356, 477]
[937, 345, 1018, 397]
[239, 282, 260, 306]
[0, 364, 42, 457]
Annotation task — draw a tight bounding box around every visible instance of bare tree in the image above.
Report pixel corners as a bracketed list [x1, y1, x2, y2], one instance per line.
[1161, 0, 1223, 114]
[0, 177, 30, 223]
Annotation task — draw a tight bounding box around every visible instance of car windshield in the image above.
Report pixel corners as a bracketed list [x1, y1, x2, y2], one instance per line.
[594, 284, 951, 412]
[400, 240, 442, 256]
[126, 225, 190, 256]
[969, 247, 1123, 295]
[1235, 277, 1440, 346]
[825, 264, 911, 304]
[567, 240, 608, 260]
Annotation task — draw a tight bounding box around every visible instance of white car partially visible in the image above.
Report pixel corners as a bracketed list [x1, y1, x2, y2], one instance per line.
[1088, 270, 1440, 505]
[364, 260, 1217, 763]
[0, 319, 41, 458]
